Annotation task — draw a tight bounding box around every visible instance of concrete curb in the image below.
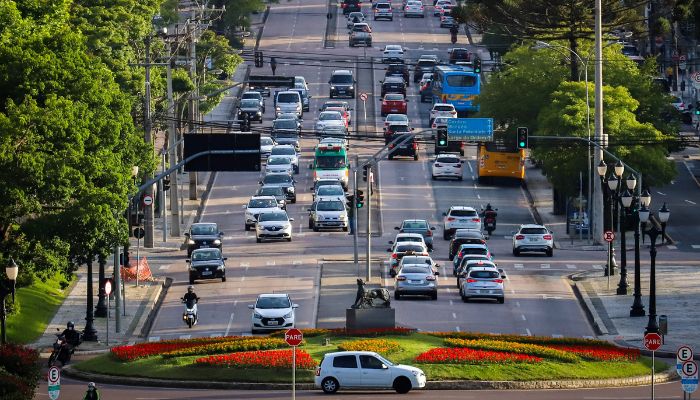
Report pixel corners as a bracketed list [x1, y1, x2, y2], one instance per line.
[139, 277, 173, 338]
[62, 365, 679, 390]
[569, 279, 607, 336]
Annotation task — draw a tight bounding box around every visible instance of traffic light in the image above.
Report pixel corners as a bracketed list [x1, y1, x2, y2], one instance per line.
[254, 51, 263, 68]
[516, 127, 528, 149]
[436, 128, 448, 147]
[355, 189, 365, 208]
[346, 194, 355, 210]
[474, 57, 482, 74]
[362, 165, 369, 181]
[163, 177, 171, 191]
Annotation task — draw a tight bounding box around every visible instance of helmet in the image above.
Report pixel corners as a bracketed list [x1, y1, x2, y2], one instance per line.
[67, 321, 74, 329]
[187, 285, 194, 292]
[88, 382, 96, 389]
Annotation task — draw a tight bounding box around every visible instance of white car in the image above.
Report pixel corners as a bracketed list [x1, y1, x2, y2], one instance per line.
[294, 76, 308, 90]
[388, 233, 426, 250]
[269, 144, 299, 174]
[315, 351, 426, 394]
[382, 45, 405, 63]
[315, 111, 346, 133]
[404, 1, 424, 17]
[315, 184, 347, 202]
[249, 293, 298, 333]
[670, 95, 685, 112]
[244, 196, 280, 231]
[308, 199, 349, 231]
[319, 136, 349, 150]
[346, 11, 366, 28]
[431, 153, 463, 180]
[255, 210, 294, 242]
[443, 206, 480, 239]
[430, 103, 457, 124]
[260, 136, 276, 158]
[460, 266, 506, 303]
[383, 114, 409, 131]
[434, 0, 453, 15]
[431, 115, 456, 131]
[512, 224, 554, 257]
[265, 155, 294, 175]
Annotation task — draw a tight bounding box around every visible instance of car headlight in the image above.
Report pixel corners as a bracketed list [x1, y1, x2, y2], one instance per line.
[217, 265, 224, 270]
[253, 312, 263, 319]
[213, 239, 221, 245]
[349, 86, 354, 90]
[284, 223, 291, 230]
[188, 239, 195, 245]
[245, 212, 253, 219]
[256, 111, 261, 115]
[287, 187, 295, 193]
[276, 107, 281, 111]
[331, 86, 336, 89]
[284, 311, 293, 319]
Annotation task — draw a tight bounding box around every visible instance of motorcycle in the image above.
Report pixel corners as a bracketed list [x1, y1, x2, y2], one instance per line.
[182, 297, 198, 328]
[450, 32, 457, 44]
[482, 208, 498, 236]
[48, 331, 81, 367]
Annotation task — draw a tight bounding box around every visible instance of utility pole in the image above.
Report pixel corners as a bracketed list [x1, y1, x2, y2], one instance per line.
[365, 165, 372, 282]
[187, 10, 199, 201]
[143, 35, 155, 248]
[592, 0, 605, 245]
[166, 64, 181, 236]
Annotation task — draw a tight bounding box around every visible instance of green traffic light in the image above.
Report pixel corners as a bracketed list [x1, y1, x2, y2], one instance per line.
[356, 203, 363, 209]
[439, 140, 446, 146]
[519, 141, 525, 148]
[695, 110, 700, 115]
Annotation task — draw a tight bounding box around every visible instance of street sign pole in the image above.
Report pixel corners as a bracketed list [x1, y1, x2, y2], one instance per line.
[284, 328, 303, 400]
[652, 350, 655, 400]
[645, 332, 663, 400]
[292, 344, 296, 400]
[47, 366, 60, 400]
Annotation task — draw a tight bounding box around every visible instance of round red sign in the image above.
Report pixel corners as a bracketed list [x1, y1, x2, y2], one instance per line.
[644, 332, 663, 351]
[285, 328, 303, 346]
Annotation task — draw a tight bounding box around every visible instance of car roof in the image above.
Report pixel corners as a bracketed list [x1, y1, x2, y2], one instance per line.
[273, 144, 296, 149]
[332, 69, 352, 75]
[433, 103, 454, 107]
[257, 293, 290, 298]
[449, 206, 476, 211]
[250, 196, 277, 201]
[468, 267, 500, 274]
[403, 219, 428, 223]
[465, 259, 496, 266]
[459, 243, 488, 249]
[243, 91, 262, 96]
[324, 351, 380, 358]
[192, 222, 216, 227]
[397, 233, 423, 237]
[384, 76, 405, 83]
[520, 224, 547, 229]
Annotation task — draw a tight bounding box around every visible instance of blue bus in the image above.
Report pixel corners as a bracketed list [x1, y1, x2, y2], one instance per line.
[432, 65, 480, 115]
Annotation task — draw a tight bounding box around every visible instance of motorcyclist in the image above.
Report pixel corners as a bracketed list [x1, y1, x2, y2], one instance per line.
[61, 321, 81, 349]
[182, 285, 199, 323]
[482, 203, 498, 220]
[83, 382, 100, 400]
[449, 25, 458, 44]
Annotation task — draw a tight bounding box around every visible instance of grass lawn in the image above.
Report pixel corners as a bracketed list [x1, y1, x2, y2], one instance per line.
[7, 273, 72, 344]
[74, 333, 667, 382]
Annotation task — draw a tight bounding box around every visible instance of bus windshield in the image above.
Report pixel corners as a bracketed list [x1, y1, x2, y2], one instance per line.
[316, 155, 347, 169]
[446, 74, 477, 87]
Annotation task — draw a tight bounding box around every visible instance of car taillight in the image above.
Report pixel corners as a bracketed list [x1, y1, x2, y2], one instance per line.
[425, 230, 432, 237]
[472, 218, 480, 222]
[412, 142, 418, 149]
[341, 3, 346, 7]
[396, 275, 406, 281]
[447, 217, 455, 221]
[315, 367, 321, 376]
[543, 234, 552, 240]
[391, 253, 398, 258]
[493, 279, 504, 283]
[434, 163, 442, 167]
[466, 278, 477, 283]
[451, 111, 457, 115]
[426, 275, 436, 281]
[515, 235, 525, 240]
[420, 6, 424, 9]
[389, 143, 395, 149]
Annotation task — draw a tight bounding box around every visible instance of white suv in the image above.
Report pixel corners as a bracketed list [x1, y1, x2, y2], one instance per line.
[315, 351, 426, 394]
[512, 224, 554, 257]
[442, 206, 480, 239]
[429, 103, 457, 124]
[431, 153, 463, 180]
[248, 293, 298, 333]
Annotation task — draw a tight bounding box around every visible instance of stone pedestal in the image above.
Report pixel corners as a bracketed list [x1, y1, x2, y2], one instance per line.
[346, 308, 395, 330]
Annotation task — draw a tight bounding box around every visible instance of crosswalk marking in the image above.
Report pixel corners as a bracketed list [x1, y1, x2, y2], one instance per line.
[667, 245, 677, 250]
[514, 264, 524, 269]
[148, 336, 160, 342]
[540, 264, 550, 269]
[179, 335, 191, 340]
[266, 260, 276, 266]
[592, 265, 604, 270]
[692, 245, 700, 249]
[240, 262, 250, 268]
[566, 264, 577, 269]
[293, 260, 302, 265]
[158, 265, 171, 270]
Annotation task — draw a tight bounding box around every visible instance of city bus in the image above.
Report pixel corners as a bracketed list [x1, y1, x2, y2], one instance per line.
[312, 143, 349, 190]
[476, 131, 526, 184]
[432, 65, 481, 116]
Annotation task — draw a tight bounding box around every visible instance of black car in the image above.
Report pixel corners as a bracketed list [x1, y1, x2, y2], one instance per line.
[387, 133, 418, 161]
[187, 248, 227, 284]
[448, 48, 471, 64]
[380, 76, 406, 97]
[385, 64, 410, 86]
[413, 59, 437, 82]
[384, 123, 411, 143]
[329, 70, 356, 98]
[341, 0, 361, 14]
[448, 230, 487, 260]
[271, 132, 300, 152]
[185, 222, 224, 257]
[394, 219, 436, 250]
[237, 98, 264, 123]
[255, 185, 288, 209]
[260, 173, 297, 203]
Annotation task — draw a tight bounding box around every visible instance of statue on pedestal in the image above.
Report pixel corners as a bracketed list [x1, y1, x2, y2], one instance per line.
[351, 279, 390, 309]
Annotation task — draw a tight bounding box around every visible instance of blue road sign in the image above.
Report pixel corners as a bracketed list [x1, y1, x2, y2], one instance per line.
[446, 118, 494, 141]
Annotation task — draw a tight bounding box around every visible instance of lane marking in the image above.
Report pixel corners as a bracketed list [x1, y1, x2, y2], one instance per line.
[514, 264, 524, 269]
[566, 264, 577, 269]
[449, 300, 454, 306]
[455, 326, 461, 332]
[515, 301, 520, 308]
[540, 264, 550, 269]
[224, 313, 235, 337]
[210, 333, 222, 338]
[148, 336, 160, 342]
[525, 328, 532, 336]
[266, 260, 276, 266]
[179, 334, 191, 340]
[692, 245, 700, 249]
[685, 199, 697, 205]
[656, 191, 666, 196]
[158, 265, 171, 271]
[452, 312, 457, 319]
[667, 245, 677, 250]
[583, 335, 594, 339]
[521, 314, 527, 321]
[552, 334, 563, 338]
[293, 260, 302, 265]
[592, 264, 604, 270]
[241, 276, 246, 282]
[240, 262, 250, 268]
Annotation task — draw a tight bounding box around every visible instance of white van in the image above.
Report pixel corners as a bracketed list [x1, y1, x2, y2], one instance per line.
[275, 90, 303, 118]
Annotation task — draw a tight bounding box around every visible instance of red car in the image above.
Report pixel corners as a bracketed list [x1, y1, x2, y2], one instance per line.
[380, 93, 408, 117]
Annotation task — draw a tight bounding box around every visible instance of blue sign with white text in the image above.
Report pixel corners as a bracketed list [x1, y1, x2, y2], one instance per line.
[446, 118, 494, 141]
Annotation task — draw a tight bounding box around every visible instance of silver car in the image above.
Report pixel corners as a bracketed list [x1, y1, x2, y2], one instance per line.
[266, 155, 294, 175]
[244, 196, 280, 231]
[512, 224, 554, 257]
[315, 185, 346, 202]
[260, 136, 276, 159]
[460, 267, 505, 303]
[394, 264, 439, 300]
[456, 259, 499, 290]
[308, 200, 349, 231]
[404, 1, 424, 17]
[255, 210, 294, 242]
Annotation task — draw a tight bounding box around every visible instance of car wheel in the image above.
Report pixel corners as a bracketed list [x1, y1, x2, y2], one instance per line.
[512, 248, 519, 256]
[321, 377, 339, 394]
[431, 175, 436, 180]
[389, 269, 397, 277]
[414, 154, 419, 161]
[349, 42, 354, 47]
[461, 294, 469, 303]
[394, 291, 401, 300]
[251, 329, 258, 334]
[329, 93, 334, 99]
[256, 237, 262, 243]
[443, 230, 450, 240]
[431, 292, 438, 300]
[189, 278, 195, 285]
[343, 226, 348, 232]
[244, 225, 250, 231]
[458, 176, 463, 181]
[291, 198, 296, 204]
[222, 276, 226, 282]
[393, 376, 412, 394]
[308, 220, 313, 229]
[546, 248, 553, 257]
[313, 226, 319, 232]
[498, 297, 505, 304]
[287, 237, 292, 242]
[388, 154, 393, 160]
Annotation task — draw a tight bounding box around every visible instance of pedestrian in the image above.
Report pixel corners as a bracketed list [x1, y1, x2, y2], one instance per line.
[347, 202, 355, 235]
[270, 57, 277, 76]
[83, 382, 100, 400]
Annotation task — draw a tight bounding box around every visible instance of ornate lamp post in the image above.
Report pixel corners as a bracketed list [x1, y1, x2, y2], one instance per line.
[597, 161, 618, 276]
[639, 203, 670, 334]
[628, 188, 650, 316]
[0, 259, 19, 344]
[612, 161, 629, 295]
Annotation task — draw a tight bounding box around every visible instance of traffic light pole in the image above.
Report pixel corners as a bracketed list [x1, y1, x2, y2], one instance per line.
[352, 162, 359, 266]
[366, 165, 372, 282]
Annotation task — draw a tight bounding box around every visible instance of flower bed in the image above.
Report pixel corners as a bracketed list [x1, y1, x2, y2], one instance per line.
[427, 332, 611, 347]
[548, 345, 640, 362]
[268, 327, 415, 338]
[162, 337, 287, 358]
[337, 339, 401, 355]
[111, 337, 240, 361]
[416, 347, 543, 364]
[444, 338, 579, 363]
[194, 349, 316, 369]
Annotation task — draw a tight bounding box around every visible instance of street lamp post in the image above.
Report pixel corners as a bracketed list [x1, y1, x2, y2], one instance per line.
[639, 203, 670, 334]
[0, 259, 19, 344]
[597, 161, 618, 276]
[628, 188, 651, 316]
[612, 160, 629, 294]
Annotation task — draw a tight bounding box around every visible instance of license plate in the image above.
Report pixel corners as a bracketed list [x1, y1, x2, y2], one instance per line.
[200, 245, 209, 248]
[459, 219, 468, 223]
[267, 321, 279, 326]
[202, 271, 212, 276]
[528, 237, 538, 242]
[410, 280, 422, 284]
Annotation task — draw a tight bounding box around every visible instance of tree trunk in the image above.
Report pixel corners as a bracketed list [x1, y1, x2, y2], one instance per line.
[569, 34, 579, 82]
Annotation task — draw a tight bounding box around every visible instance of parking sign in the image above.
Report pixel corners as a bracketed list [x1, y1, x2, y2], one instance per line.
[678, 345, 693, 376]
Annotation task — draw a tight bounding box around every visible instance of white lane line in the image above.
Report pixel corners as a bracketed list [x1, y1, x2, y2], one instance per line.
[158, 265, 171, 270]
[467, 161, 473, 173]
[521, 314, 527, 321]
[266, 260, 276, 266]
[583, 335, 594, 339]
[240, 262, 250, 268]
[592, 264, 604, 270]
[540, 264, 550, 269]
[515, 301, 520, 308]
[237, 287, 241, 293]
[452, 312, 457, 319]
[293, 260, 302, 265]
[449, 300, 454, 306]
[552, 334, 563, 338]
[566, 264, 577, 269]
[667, 245, 677, 250]
[241, 276, 246, 282]
[224, 313, 235, 337]
[476, 194, 481, 199]
[233, 300, 238, 307]
[692, 245, 700, 249]
[179, 334, 191, 340]
[148, 336, 160, 342]
[525, 328, 532, 336]
[514, 264, 524, 269]
[656, 191, 666, 196]
[686, 199, 697, 205]
[510, 289, 515, 294]
[455, 326, 461, 332]
[210, 334, 222, 338]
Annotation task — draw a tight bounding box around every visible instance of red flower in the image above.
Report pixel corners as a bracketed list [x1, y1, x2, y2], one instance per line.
[548, 345, 640, 361]
[415, 347, 542, 364]
[111, 336, 248, 361]
[194, 349, 316, 369]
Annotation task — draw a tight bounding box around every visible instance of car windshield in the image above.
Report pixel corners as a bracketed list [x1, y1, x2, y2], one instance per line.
[256, 296, 291, 309]
[460, 248, 487, 255]
[387, 115, 407, 122]
[377, 3, 391, 8]
[268, 157, 291, 166]
[273, 120, 298, 130]
[258, 212, 288, 222]
[435, 105, 454, 111]
[191, 249, 221, 261]
[277, 93, 299, 103]
[467, 261, 496, 269]
[258, 187, 284, 196]
[437, 156, 460, 163]
[389, 125, 410, 133]
[402, 221, 428, 230]
[401, 266, 432, 274]
[271, 147, 296, 156]
[446, 75, 477, 87]
[397, 244, 425, 253]
[242, 93, 260, 100]
[240, 99, 259, 108]
[385, 94, 403, 101]
[261, 137, 274, 146]
[470, 270, 500, 279]
[353, 24, 370, 32]
[401, 256, 432, 265]
[396, 236, 422, 242]
[316, 155, 347, 169]
[349, 12, 363, 18]
[191, 224, 217, 235]
[521, 227, 548, 234]
[325, 102, 346, 109]
[319, 112, 342, 121]
[331, 74, 353, 84]
[318, 186, 344, 196]
[317, 201, 345, 211]
[248, 198, 277, 208]
[451, 209, 477, 217]
[263, 174, 292, 184]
